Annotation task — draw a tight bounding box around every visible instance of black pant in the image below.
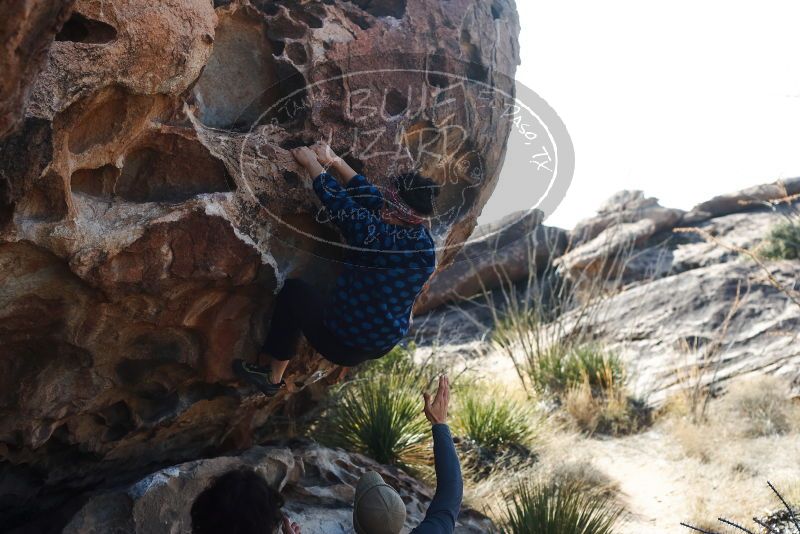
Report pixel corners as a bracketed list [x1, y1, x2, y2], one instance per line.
[262, 279, 390, 367]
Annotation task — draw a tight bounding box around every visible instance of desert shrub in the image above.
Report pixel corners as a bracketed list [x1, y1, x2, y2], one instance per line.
[762, 220, 800, 260]
[564, 377, 651, 436]
[501, 479, 624, 534]
[529, 344, 625, 396]
[358, 341, 422, 378]
[547, 462, 620, 500]
[321, 371, 431, 467]
[669, 419, 713, 462]
[723, 377, 794, 437]
[320, 343, 436, 468]
[682, 481, 800, 534]
[451, 386, 538, 481]
[453, 386, 535, 450]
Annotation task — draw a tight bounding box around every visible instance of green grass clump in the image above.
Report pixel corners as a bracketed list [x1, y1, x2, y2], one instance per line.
[319, 343, 436, 468]
[454, 387, 534, 450]
[501, 480, 624, 534]
[762, 220, 800, 260]
[322, 371, 430, 467]
[529, 344, 625, 396]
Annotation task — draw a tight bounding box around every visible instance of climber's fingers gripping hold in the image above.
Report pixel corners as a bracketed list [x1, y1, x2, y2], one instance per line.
[311, 142, 338, 166]
[290, 146, 324, 178]
[290, 146, 316, 168]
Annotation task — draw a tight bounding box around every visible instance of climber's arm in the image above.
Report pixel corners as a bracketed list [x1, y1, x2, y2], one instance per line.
[311, 143, 359, 185]
[344, 174, 384, 211]
[309, 143, 384, 210]
[292, 146, 386, 246]
[412, 376, 462, 534]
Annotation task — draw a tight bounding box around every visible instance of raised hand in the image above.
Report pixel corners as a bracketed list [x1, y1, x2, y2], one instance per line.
[423, 375, 450, 425]
[282, 515, 302, 534]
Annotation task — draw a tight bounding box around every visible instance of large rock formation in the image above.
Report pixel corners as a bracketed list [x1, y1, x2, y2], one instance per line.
[412, 181, 800, 404]
[0, 0, 520, 527]
[63, 441, 494, 534]
[415, 209, 568, 313]
[0, 0, 75, 139]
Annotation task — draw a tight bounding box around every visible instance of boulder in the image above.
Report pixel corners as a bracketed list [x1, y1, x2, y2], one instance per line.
[415, 209, 568, 313]
[63, 441, 495, 534]
[571, 190, 684, 244]
[682, 177, 800, 224]
[554, 191, 684, 285]
[556, 219, 657, 282]
[412, 187, 800, 412]
[0, 0, 520, 526]
[0, 0, 74, 139]
[555, 257, 800, 404]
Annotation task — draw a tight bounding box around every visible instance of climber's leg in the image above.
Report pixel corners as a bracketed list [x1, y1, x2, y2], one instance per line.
[259, 278, 317, 379]
[270, 358, 290, 384]
[234, 278, 392, 395]
[233, 279, 315, 396]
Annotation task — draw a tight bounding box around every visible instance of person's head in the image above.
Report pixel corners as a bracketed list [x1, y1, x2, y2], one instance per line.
[383, 172, 440, 225]
[352, 471, 407, 534]
[191, 468, 284, 534]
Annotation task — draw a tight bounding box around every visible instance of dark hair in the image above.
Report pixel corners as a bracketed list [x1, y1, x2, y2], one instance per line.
[191, 468, 284, 534]
[393, 172, 440, 216]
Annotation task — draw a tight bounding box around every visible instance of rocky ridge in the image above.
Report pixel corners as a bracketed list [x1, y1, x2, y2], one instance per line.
[414, 178, 800, 403]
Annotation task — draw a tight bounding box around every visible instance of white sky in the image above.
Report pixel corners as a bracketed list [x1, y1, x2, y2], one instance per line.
[480, 0, 800, 229]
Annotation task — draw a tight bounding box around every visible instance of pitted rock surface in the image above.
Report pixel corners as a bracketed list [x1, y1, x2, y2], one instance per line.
[0, 0, 520, 526]
[63, 441, 495, 534]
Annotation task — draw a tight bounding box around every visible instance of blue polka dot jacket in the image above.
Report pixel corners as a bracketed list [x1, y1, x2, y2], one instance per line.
[312, 172, 436, 351]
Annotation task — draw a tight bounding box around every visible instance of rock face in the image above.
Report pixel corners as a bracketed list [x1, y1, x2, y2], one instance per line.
[571, 190, 684, 245]
[413, 183, 800, 404]
[415, 210, 568, 313]
[63, 441, 494, 534]
[0, 0, 74, 139]
[681, 177, 800, 224]
[0, 0, 520, 527]
[556, 191, 684, 284]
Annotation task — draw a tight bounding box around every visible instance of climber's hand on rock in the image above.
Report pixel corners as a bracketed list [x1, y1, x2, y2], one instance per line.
[423, 374, 449, 425]
[290, 147, 324, 177]
[282, 515, 301, 533]
[311, 142, 338, 166]
[290, 146, 317, 168]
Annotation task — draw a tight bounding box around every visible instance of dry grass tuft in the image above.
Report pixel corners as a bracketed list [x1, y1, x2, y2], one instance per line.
[720, 376, 795, 437]
[563, 363, 651, 437]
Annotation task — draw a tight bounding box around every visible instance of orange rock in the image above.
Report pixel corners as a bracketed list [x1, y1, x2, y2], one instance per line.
[0, 0, 520, 527]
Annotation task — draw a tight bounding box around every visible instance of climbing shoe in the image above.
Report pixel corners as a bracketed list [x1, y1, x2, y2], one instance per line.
[232, 359, 286, 397]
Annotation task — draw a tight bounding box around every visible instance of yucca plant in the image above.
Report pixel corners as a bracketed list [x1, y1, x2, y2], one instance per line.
[322, 370, 431, 467]
[501, 480, 624, 534]
[762, 219, 800, 260]
[454, 387, 535, 450]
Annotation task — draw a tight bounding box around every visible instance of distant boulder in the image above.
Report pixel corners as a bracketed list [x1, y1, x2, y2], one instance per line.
[682, 177, 800, 224]
[415, 210, 568, 313]
[571, 190, 684, 244]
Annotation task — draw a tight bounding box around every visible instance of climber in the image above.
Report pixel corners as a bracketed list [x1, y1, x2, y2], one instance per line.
[233, 142, 439, 397]
[353, 374, 462, 534]
[191, 468, 301, 534]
